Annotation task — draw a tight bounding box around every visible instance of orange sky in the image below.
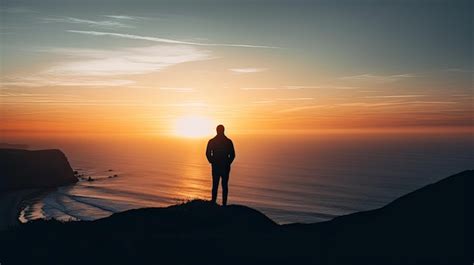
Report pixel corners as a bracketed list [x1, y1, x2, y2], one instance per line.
[1, 1, 472, 138]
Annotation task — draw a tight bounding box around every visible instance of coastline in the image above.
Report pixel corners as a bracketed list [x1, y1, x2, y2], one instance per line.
[1, 170, 470, 264]
[0, 189, 42, 231]
[0, 148, 78, 230]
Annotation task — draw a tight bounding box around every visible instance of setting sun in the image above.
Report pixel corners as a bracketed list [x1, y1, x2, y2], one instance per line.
[174, 116, 215, 138]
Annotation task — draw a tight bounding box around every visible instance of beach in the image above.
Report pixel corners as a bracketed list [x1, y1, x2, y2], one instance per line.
[0, 189, 39, 231]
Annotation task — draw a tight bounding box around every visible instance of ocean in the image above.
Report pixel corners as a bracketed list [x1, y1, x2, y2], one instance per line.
[12, 132, 473, 224]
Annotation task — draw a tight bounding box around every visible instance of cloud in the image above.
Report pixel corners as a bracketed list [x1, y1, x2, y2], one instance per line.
[103, 15, 146, 20]
[2, 45, 212, 87]
[276, 97, 314, 101]
[0, 95, 146, 106]
[241, 85, 357, 91]
[285, 85, 358, 90]
[167, 102, 208, 107]
[67, 30, 279, 49]
[159, 87, 194, 92]
[338, 102, 402, 107]
[357, 90, 378, 93]
[252, 100, 275, 104]
[364, 95, 426, 98]
[229, 68, 267, 73]
[42, 17, 132, 28]
[277, 105, 327, 113]
[43, 45, 213, 76]
[240, 87, 279, 90]
[340, 73, 416, 83]
[251, 98, 313, 104]
[407, 101, 457, 105]
[1, 75, 136, 87]
[338, 101, 457, 107]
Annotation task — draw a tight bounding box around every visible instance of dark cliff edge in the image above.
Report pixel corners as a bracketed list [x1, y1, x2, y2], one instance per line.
[0, 171, 471, 265]
[0, 149, 77, 192]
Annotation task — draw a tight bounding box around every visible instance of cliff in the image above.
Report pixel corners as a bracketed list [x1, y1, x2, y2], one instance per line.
[0, 149, 77, 192]
[0, 170, 471, 265]
[286, 169, 472, 264]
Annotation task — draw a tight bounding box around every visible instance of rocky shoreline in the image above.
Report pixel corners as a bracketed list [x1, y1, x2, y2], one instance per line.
[0, 148, 78, 231]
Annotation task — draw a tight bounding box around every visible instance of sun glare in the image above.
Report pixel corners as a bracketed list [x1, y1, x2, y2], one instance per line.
[174, 116, 215, 138]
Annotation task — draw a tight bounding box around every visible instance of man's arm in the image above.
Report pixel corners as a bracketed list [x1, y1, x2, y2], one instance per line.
[206, 140, 213, 164]
[228, 140, 235, 164]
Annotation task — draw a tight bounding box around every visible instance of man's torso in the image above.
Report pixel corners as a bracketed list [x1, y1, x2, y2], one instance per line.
[208, 136, 233, 165]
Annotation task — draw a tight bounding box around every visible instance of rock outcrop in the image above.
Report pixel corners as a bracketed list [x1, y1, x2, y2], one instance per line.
[0, 149, 77, 192]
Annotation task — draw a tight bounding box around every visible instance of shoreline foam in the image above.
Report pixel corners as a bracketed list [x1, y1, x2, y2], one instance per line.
[0, 189, 41, 231]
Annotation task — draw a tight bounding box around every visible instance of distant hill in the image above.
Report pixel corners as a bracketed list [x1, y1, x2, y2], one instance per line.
[0, 149, 77, 192]
[0, 171, 471, 265]
[0, 143, 28, 149]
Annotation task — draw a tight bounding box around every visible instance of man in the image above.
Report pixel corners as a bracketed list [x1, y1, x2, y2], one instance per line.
[206, 124, 235, 206]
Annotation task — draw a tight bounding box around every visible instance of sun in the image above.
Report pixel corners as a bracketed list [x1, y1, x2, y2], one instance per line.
[174, 116, 215, 138]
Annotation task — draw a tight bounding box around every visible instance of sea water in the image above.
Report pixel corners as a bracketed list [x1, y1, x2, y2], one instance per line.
[14, 133, 474, 224]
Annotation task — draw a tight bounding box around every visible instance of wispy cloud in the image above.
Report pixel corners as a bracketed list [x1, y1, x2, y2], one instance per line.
[277, 105, 327, 113]
[338, 102, 402, 107]
[42, 17, 132, 28]
[159, 87, 194, 92]
[276, 97, 314, 101]
[103, 15, 149, 20]
[407, 101, 457, 105]
[252, 100, 275, 104]
[450, 94, 471, 97]
[2, 45, 213, 87]
[240, 87, 279, 90]
[364, 94, 426, 98]
[1, 75, 135, 87]
[340, 73, 416, 83]
[42, 45, 212, 76]
[251, 97, 314, 104]
[67, 30, 279, 49]
[286, 85, 358, 90]
[229, 68, 267, 73]
[167, 102, 208, 107]
[242, 85, 357, 91]
[338, 101, 457, 107]
[357, 90, 378, 93]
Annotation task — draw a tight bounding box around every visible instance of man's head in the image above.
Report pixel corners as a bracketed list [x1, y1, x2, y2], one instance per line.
[216, 124, 225, 135]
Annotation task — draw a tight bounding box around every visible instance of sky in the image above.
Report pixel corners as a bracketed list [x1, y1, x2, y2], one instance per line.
[1, 0, 472, 137]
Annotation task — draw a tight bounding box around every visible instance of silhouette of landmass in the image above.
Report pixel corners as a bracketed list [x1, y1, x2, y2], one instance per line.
[0, 170, 471, 264]
[0, 143, 29, 149]
[0, 149, 77, 192]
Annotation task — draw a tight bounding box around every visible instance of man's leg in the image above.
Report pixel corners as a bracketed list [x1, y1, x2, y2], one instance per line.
[221, 166, 230, 206]
[211, 166, 220, 203]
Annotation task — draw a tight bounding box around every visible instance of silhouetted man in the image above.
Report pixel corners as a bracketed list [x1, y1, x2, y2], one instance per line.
[206, 124, 235, 206]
